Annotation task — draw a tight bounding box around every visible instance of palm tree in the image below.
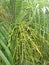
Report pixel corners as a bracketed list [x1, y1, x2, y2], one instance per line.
[0, 0, 49, 65]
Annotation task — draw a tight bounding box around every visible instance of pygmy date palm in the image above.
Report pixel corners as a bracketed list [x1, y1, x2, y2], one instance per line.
[0, 0, 49, 65]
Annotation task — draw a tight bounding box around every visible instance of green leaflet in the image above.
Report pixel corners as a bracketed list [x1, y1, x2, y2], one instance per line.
[0, 50, 11, 65]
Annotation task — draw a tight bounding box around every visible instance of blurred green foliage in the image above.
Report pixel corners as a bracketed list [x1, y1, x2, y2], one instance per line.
[0, 0, 49, 65]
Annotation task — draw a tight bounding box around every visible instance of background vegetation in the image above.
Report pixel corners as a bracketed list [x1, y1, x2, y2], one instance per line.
[0, 0, 49, 65]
